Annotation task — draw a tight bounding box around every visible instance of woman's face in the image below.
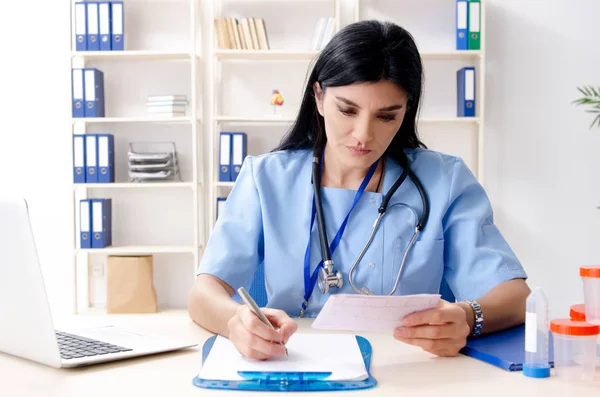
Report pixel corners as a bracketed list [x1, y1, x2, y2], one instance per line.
[314, 79, 409, 171]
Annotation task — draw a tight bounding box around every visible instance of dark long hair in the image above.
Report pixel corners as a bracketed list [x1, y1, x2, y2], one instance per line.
[274, 20, 427, 164]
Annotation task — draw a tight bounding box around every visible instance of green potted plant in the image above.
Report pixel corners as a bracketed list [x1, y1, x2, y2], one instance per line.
[573, 86, 600, 128]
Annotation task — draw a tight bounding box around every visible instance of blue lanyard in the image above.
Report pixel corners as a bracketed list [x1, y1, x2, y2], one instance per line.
[302, 157, 379, 315]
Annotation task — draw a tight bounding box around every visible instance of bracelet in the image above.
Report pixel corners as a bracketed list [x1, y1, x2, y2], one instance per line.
[464, 299, 483, 337]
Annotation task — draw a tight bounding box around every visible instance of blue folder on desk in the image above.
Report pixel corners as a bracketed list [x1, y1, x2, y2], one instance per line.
[460, 324, 554, 371]
[193, 335, 377, 392]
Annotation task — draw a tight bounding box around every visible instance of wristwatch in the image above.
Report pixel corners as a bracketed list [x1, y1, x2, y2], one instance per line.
[464, 299, 483, 337]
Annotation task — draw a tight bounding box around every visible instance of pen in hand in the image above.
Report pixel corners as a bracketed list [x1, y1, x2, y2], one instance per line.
[237, 286, 288, 356]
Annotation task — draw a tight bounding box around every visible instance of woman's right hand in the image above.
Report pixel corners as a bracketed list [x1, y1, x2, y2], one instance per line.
[227, 305, 298, 360]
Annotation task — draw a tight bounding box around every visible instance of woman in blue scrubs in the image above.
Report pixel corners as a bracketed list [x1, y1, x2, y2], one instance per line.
[188, 20, 530, 360]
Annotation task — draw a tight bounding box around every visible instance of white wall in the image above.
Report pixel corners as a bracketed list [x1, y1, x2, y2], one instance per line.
[0, 0, 598, 320]
[0, 1, 74, 317]
[485, 0, 600, 318]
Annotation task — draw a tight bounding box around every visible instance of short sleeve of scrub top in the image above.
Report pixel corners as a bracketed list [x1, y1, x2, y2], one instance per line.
[196, 156, 263, 293]
[441, 157, 527, 301]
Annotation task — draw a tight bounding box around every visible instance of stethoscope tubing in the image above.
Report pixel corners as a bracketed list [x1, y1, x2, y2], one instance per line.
[312, 150, 430, 296]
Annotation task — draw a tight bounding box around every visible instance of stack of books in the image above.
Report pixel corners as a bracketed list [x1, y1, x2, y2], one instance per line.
[146, 95, 188, 117]
[214, 17, 269, 50]
[127, 142, 182, 183]
[311, 17, 335, 51]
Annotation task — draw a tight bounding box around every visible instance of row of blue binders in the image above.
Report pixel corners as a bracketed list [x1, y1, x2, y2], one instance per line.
[80, 198, 112, 249]
[457, 66, 475, 117]
[75, 1, 124, 51]
[72, 68, 105, 118]
[219, 132, 248, 182]
[74, 134, 115, 183]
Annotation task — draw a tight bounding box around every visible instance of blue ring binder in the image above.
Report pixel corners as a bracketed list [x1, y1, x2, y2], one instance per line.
[192, 335, 377, 392]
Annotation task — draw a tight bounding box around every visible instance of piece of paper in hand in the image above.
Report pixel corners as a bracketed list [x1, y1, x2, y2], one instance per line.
[311, 293, 441, 333]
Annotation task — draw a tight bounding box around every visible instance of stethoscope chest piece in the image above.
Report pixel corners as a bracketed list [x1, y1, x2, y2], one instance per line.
[317, 260, 343, 294]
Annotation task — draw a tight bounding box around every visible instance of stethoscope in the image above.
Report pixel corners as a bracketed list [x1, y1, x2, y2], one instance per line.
[300, 148, 430, 317]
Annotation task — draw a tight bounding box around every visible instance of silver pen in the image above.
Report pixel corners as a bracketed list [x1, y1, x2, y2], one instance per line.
[237, 287, 288, 356]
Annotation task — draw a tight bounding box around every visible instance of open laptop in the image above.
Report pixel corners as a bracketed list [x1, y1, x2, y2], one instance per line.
[0, 195, 197, 368]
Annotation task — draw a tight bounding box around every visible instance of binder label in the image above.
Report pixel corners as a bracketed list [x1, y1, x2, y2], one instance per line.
[465, 69, 475, 101]
[80, 201, 90, 232]
[84, 69, 96, 105]
[88, 3, 99, 39]
[75, 3, 86, 42]
[233, 134, 244, 173]
[457, 1, 467, 30]
[99, 2, 110, 42]
[92, 201, 103, 235]
[74, 136, 84, 170]
[220, 133, 231, 174]
[86, 135, 97, 168]
[98, 136, 109, 167]
[113, 3, 123, 35]
[469, 3, 480, 33]
[73, 69, 84, 105]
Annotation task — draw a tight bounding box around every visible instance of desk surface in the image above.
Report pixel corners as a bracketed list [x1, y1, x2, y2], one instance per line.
[1, 310, 598, 396]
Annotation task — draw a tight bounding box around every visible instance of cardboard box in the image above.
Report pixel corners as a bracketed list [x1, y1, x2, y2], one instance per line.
[106, 255, 157, 313]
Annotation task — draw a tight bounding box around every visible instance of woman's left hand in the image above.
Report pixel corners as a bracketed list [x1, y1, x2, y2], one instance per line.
[393, 300, 471, 357]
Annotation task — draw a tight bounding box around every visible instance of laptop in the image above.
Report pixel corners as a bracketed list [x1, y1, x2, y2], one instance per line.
[0, 195, 197, 368]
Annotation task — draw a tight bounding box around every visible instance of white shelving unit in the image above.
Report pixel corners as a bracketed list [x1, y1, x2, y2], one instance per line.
[69, 0, 204, 314]
[206, 0, 341, 233]
[355, 0, 486, 183]
[66, 0, 488, 313]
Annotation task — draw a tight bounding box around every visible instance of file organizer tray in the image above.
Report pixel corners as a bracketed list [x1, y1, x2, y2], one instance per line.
[192, 335, 377, 392]
[127, 141, 182, 183]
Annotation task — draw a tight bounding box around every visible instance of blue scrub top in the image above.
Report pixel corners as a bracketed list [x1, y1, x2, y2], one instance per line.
[197, 148, 527, 318]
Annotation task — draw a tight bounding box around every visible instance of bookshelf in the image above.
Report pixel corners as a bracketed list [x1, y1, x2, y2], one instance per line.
[356, 0, 487, 183]
[69, 0, 204, 314]
[66, 0, 488, 314]
[207, 0, 341, 234]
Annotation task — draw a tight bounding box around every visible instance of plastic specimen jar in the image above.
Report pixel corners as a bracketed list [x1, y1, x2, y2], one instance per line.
[570, 304, 600, 361]
[580, 266, 600, 325]
[550, 319, 599, 381]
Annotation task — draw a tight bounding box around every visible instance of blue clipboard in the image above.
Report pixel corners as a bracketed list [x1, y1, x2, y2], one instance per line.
[192, 335, 377, 392]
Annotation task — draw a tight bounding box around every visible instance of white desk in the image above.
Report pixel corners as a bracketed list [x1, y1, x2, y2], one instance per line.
[1, 310, 598, 396]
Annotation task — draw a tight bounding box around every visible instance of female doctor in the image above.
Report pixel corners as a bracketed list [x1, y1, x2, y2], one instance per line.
[188, 20, 530, 360]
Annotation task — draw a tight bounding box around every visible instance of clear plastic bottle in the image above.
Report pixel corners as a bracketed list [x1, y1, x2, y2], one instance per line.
[523, 287, 551, 378]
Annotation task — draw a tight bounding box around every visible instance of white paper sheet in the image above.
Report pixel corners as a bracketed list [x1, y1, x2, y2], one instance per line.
[198, 333, 368, 381]
[311, 293, 441, 333]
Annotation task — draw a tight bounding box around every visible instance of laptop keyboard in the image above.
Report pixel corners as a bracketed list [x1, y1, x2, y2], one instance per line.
[56, 331, 132, 360]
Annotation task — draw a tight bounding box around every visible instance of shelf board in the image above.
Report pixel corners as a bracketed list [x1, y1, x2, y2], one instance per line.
[214, 49, 319, 61]
[419, 117, 480, 124]
[73, 182, 196, 189]
[214, 116, 479, 125]
[215, 115, 296, 123]
[213, 49, 480, 61]
[421, 50, 481, 60]
[71, 50, 195, 61]
[75, 245, 198, 255]
[71, 116, 195, 124]
[214, 182, 235, 188]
